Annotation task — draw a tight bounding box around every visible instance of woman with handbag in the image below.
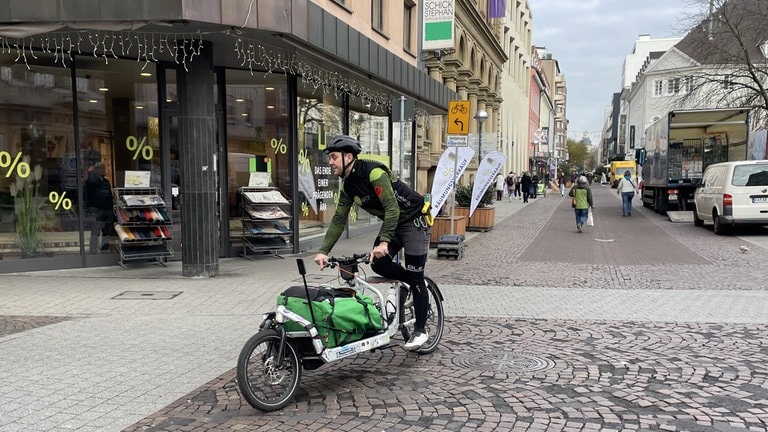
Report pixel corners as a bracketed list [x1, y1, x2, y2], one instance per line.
[616, 170, 639, 216]
[568, 175, 594, 233]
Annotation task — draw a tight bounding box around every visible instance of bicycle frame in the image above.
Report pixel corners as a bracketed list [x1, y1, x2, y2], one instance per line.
[272, 258, 411, 363]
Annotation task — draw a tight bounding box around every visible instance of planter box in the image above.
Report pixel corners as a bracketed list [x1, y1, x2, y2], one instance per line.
[455, 206, 495, 231]
[429, 216, 466, 247]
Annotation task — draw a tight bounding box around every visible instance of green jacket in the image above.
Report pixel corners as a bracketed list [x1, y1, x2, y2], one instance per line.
[568, 185, 593, 209]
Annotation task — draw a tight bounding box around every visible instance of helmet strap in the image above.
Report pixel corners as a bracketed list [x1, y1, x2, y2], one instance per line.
[339, 153, 355, 178]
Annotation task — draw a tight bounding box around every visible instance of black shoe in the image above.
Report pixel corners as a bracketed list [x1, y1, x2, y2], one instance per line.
[628, 212, 631, 216]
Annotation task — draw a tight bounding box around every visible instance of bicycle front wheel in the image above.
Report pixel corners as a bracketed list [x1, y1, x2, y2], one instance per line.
[236, 329, 302, 411]
[401, 277, 444, 354]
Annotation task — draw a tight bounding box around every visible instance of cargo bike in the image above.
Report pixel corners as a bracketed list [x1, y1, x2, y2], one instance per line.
[236, 253, 445, 411]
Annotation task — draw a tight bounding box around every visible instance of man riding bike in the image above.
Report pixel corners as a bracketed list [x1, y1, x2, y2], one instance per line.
[313, 135, 432, 351]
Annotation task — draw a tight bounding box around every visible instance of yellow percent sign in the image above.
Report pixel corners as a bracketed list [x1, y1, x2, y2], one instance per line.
[48, 191, 73, 210]
[270, 138, 287, 154]
[125, 136, 154, 160]
[298, 148, 310, 173]
[0, 151, 31, 178]
[301, 201, 309, 217]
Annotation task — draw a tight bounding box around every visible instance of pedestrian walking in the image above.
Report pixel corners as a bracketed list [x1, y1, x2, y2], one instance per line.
[600, 172, 607, 186]
[531, 174, 539, 199]
[514, 173, 522, 199]
[616, 169, 639, 216]
[557, 172, 566, 197]
[568, 175, 593, 233]
[521, 172, 531, 203]
[505, 171, 516, 201]
[495, 173, 506, 201]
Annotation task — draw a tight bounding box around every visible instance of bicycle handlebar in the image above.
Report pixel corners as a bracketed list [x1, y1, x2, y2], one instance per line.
[325, 253, 370, 268]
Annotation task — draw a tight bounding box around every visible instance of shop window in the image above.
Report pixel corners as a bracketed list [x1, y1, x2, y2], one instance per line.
[296, 79, 345, 242]
[0, 54, 76, 260]
[224, 70, 290, 251]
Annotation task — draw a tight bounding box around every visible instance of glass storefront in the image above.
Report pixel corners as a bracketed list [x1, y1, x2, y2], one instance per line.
[296, 79, 345, 242]
[0, 53, 176, 264]
[0, 53, 400, 269]
[0, 55, 78, 260]
[224, 70, 290, 254]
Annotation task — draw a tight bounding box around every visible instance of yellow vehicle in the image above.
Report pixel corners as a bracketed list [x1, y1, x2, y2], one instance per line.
[610, 160, 637, 188]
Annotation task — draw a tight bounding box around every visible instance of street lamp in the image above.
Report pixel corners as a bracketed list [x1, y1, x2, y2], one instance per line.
[474, 109, 488, 159]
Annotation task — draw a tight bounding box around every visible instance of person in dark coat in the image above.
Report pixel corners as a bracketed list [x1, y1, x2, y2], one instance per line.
[531, 174, 539, 198]
[85, 162, 114, 254]
[520, 172, 532, 203]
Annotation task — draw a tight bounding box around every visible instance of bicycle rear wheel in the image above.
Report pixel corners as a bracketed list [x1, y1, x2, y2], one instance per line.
[236, 329, 302, 411]
[400, 277, 444, 354]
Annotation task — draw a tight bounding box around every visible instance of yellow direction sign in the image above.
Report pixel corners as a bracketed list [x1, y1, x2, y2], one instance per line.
[447, 100, 471, 135]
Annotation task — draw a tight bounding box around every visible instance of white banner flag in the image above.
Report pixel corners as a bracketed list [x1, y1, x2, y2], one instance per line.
[430, 146, 475, 218]
[470, 151, 506, 217]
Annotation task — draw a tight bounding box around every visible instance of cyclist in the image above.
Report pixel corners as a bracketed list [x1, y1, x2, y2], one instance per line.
[313, 135, 431, 351]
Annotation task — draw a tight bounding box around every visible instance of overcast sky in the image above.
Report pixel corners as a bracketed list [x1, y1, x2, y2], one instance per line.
[529, 0, 705, 144]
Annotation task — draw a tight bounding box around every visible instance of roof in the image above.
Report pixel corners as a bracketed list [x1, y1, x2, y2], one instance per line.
[675, 0, 768, 65]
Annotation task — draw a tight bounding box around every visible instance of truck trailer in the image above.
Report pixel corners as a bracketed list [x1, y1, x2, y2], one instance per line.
[639, 108, 750, 213]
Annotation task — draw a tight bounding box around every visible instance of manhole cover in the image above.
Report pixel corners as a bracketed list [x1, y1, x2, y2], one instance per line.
[453, 351, 555, 373]
[112, 291, 182, 300]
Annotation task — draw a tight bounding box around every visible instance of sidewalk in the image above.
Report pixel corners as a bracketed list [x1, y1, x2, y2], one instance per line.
[3, 189, 768, 432]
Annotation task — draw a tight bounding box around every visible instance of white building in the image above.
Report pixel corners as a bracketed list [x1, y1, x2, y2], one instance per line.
[617, 35, 681, 156]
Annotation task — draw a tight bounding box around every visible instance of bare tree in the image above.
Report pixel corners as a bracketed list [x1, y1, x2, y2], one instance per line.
[675, 0, 768, 126]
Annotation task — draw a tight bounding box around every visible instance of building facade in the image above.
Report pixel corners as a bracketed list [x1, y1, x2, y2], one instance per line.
[538, 52, 567, 175]
[0, 0, 456, 274]
[498, 0, 533, 174]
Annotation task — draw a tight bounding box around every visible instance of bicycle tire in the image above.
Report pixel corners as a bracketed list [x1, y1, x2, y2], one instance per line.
[236, 329, 302, 411]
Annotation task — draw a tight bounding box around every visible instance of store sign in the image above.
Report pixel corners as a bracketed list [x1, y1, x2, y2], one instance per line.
[422, 0, 455, 50]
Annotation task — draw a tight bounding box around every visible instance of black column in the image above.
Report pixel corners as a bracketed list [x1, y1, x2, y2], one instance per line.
[178, 41, 218, 277]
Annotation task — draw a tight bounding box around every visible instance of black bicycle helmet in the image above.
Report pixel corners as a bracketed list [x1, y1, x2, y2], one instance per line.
[325, 135, 362, 156]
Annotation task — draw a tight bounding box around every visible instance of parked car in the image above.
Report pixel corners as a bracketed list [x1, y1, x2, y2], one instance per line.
[693, 160, 768, 234]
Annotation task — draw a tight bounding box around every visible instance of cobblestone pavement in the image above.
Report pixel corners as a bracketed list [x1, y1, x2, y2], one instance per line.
[2, 186, 768, 431]
[0, 316, 70, 337]
[124, 318, 768, 432]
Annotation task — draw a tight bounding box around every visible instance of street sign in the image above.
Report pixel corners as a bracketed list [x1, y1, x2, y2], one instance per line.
[447, 100, 470, 135]
[446, 135, 468, 146]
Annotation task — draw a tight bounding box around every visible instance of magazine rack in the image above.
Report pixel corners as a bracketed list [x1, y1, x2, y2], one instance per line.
[112, 187, 174, 268]
[238, 187, 292, 258]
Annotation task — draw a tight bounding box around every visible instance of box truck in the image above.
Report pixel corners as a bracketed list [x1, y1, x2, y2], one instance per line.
[639, 108, 750, 213]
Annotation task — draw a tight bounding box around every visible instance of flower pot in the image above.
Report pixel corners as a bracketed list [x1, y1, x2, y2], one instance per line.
[466, 206, 495, 231]
[429, 216, 467, 247]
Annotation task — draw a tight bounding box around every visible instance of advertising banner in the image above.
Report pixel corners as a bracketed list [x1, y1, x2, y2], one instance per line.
[422, 0, 455, 50]
[430, 145, 475, 218]
[488, 0, 506, 18]
[470, 151, 505, 216]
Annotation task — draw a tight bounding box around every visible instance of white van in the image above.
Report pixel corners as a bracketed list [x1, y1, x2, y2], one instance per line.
[693, 160, 768, 234]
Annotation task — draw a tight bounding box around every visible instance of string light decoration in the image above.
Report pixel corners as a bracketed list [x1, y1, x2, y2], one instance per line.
[232, 36, 393, 113]
[0, 29, 440, 124]
[0, 31, 204, 71]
